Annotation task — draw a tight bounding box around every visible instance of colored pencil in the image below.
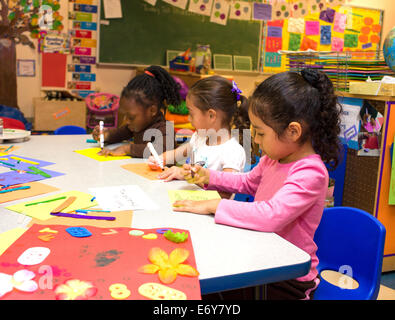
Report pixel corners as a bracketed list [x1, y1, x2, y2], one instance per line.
[0, 186, 30, 194]
[25, 196, 67, 206]
[50, 212, 115, 221]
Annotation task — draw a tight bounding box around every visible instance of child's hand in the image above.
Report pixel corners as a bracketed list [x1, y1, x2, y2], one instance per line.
[157, 166, 183, 182]
[182, 164, 210, 185]
[147, 155, 165, 171]
[97, 144, 129, 157]
[92, 125, 109, 141]
[172, 199, 221, 215]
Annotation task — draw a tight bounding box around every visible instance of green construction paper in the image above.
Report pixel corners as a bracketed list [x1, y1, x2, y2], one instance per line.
[289, 33, 301, 51]
[344, 34, 358, 48]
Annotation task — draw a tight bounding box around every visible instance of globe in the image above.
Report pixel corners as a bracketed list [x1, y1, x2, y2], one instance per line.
[383, 27, 395, 72]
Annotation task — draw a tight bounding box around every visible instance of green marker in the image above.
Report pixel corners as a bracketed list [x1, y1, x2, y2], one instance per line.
[25, 196, 67, 206]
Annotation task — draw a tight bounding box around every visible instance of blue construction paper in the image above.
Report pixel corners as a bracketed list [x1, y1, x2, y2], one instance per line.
[1, 155, 55, 169]
[320, 25, 332, 45]
[0, 168, 65, 186]
[66, 227, 92, 238]
[253, 3, 272, 21]
[267, 26, 282, 38]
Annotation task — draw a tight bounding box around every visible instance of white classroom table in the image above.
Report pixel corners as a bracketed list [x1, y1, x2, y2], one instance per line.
[0, 135, 311, 295]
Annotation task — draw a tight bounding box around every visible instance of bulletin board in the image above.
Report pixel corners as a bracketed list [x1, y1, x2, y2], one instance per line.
[261, 5, 384, 73]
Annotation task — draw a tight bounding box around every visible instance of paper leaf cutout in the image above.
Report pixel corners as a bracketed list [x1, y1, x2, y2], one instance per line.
[164, 230, 188, 243]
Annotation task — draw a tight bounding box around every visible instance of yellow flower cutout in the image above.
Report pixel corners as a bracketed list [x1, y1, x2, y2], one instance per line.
[138, 247, 199, 284]
[55, 279, 97, 300]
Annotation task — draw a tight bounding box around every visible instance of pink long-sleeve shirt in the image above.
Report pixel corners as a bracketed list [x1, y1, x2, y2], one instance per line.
[207, 154, 329, 282]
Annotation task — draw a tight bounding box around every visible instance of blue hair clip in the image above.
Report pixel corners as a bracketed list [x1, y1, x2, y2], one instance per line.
[231, 80, 242, 101]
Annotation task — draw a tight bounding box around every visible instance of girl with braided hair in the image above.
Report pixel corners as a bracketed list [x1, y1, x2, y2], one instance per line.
[92, 65, 181, 157]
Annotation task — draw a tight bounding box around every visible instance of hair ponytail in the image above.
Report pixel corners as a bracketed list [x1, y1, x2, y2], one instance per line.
[145, 65, 181, 107]
[121, 65, 181, 112]
[301, 69, 342, 169]
[250, 69, 342, 169]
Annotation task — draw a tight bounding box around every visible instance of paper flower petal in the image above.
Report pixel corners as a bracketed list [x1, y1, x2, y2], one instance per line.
[169, 248, 189, 266]
[13, 270, 35, 282]
[0, 273, 13, 298]
[14, 280, 38, 293]
[158, 268, 178, 284]
[55, 279, 97, 300]
[149, 247, 169, 269]
[175, 264, 200, 277]
[138, 264, 160, 274]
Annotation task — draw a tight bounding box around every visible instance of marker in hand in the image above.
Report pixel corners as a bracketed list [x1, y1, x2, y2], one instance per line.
[190, 148, 196, 178]
[99, 121, 104, 150]
[147, 142, 164, 170]
[189, 149, 205, 179]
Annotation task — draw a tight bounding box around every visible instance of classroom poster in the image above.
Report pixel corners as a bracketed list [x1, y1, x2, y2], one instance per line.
[338, 97, 362, 150]
[67, 0, 97, 98]
[261, 4, 383, 73]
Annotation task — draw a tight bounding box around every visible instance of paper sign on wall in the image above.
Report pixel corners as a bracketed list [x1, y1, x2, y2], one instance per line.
[188, 0, 213, 16]
[210, 0, 230, 25]
[103, 0, 122, 18]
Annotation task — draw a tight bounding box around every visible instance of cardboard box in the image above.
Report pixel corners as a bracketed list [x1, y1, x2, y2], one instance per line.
[349, 81, 395, 96]
[33, 98, 86, 131]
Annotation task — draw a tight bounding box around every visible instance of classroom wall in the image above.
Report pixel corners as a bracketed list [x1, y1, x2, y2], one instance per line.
[15, 0, 395, 121]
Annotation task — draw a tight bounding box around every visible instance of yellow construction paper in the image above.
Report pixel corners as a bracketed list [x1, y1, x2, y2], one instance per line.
[0, 145, 20, 156]
[168, 190, 221, 203]
[6, 191, 98, 221]
[0, 227, 27, 255]
[74, 147, 131, 162]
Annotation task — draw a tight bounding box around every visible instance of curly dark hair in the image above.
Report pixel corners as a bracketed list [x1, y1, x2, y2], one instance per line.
[121, 65, 181, 112]
[249, 69, 342, 169]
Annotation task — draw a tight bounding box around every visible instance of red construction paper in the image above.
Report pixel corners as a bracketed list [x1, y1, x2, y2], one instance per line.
[0, 224, 201, 300]
[41, 53, 67, 88]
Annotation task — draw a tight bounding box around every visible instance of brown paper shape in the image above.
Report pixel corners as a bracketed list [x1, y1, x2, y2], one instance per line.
[121, 163, 164, 180]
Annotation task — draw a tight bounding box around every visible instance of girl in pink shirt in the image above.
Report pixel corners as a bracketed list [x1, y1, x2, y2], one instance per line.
[173, 69, 342, 300]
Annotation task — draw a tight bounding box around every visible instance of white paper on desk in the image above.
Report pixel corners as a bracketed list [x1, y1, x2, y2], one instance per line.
[88, 185, 158, 211]
[103, 0, 122, 19]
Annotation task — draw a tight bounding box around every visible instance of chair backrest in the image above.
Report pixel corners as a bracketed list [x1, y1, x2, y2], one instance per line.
[234, 155, 260, 203]
[325, 144, 347, 206]
[54, 125, 87, 135]
[0, 105, 32, 130]
[313, 207, 386, 300]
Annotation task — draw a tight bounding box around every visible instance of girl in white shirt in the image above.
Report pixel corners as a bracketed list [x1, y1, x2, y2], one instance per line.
[148, 75, 250, 182]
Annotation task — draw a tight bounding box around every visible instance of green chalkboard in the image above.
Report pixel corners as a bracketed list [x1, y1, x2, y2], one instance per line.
[98, 1, 262, 70]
